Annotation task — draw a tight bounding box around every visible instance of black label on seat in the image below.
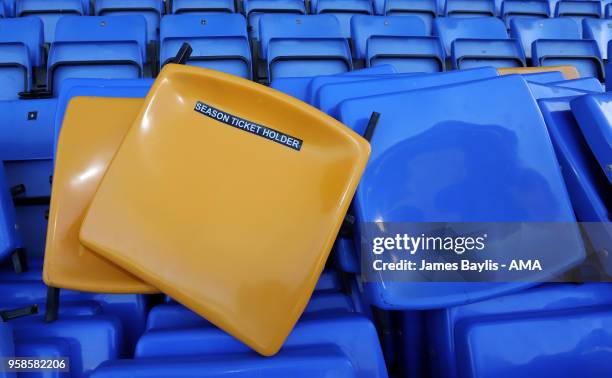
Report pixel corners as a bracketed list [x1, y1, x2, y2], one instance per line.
[194, 101, 303, 151]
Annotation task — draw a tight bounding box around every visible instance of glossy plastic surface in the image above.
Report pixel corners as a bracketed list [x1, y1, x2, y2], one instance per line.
[337, 75, 584, 309]
[80, 64, 370, 356]
[44, 97, 157, 293]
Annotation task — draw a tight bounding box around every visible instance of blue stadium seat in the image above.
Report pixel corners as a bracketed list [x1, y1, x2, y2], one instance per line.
[607, 2, 612, 18]
[444, 0, 495, 17]
[351, 15, 444, 73]
[244, 0, 306, 40]
[0, 98, 55, 259]
[172, 0, 235, 14]
[135, 314, 388, 377]
[511, 17, 603, 79]
[570, 93, 612, 185]
[433, 17, 525, 69]
[555, 0, 601, 25]
[522, 71, 566, 83]
[147, 292, 356, 330]
[383, 0, 437, 32]
[532, 40, 603, 80]
[428, 284, 612, 378]
[91, 348, 359, 377]
[0, 279, 149, 356]
[269, 64, 397, 101]
[16, 0, 85, 43]
[527, 80, 592, 99]
[160, 14, 251, 78]
[551, 77, 603, 91]
[47, 16, 147, 95]
[0, 17, 43, 100]
[501, 0, 549, 29]
[538, 96, 612, 274]
[336, 74, 584, 309]
[313, 0, 374, 37]
[315, 67, 496, 115]
[0, 167, 19, 264]
[583, 18, 612, 60]
[259, 14, 352, 80]
[95, 0, 164, 42]
[11, 314, 121, 377]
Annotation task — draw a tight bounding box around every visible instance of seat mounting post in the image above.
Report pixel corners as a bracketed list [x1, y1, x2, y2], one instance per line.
[45, 287, 60, 323]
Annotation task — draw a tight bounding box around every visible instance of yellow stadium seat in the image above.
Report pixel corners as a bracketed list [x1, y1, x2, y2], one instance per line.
[43, 97, 157, 294]
[497, 65, 580, 80]
[80, 64, 370, 356]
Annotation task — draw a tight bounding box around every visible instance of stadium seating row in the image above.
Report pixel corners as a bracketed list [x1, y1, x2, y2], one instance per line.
[3, 0, 612, 29]
[2, 13, 612, 101]
[2, 63, 612, 376]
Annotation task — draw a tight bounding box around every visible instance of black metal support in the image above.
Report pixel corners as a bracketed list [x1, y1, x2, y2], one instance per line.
[172, 43, 193, 65]
[363, 111, 381, 143]
[10, 184, 25, 197]
[0, 304, 39, 322]
[11, 248, 28, 274]
[44, 287, 60, 323]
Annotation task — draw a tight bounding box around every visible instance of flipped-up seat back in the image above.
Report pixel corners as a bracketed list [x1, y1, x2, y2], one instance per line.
[351, 15, 444, 73]
[434, 17, 525, 69]
[511, 18, 603, 80]
[0, 17, 43, 99]
[259, 14, 352, 80]
[555, 0, 602, 25]
[47, 15, 147, 95]
[44, 79, 157, 294]
[78, 64, 369, 356]
[582, 18, 612, 61]
[16, 0, 85, 43]
[160, 14, 252, 79]
[95, 0, 163, 43]
[444, 0, 495, 17]
[172, 0, 236, 14]
[244, 0, 306, 40]
[313, 0, 374, 38]
[383, 0, 438, 32]
[501, 0, 549, 29]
